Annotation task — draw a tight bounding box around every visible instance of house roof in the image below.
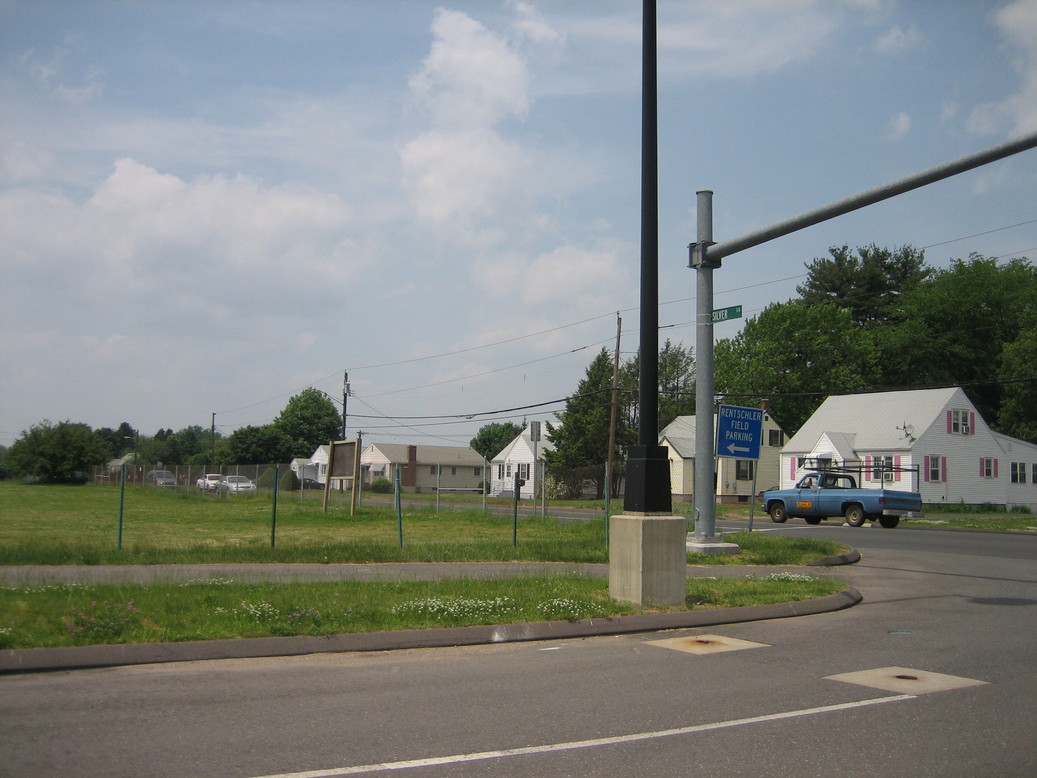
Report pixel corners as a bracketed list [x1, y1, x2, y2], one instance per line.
[784, 387, 963, 454]
[366, 443, 485, 466]
[491, 430, 555, 462]
[660, 435, 696, 458]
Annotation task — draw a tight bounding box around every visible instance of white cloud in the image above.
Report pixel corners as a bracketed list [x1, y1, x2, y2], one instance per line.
[875, 24, 925, 55]
[0, 159, 364, 335]
[968, 0, 1037, 135]
[508, 1, 563, 47]
[886, 111, 912, 139]
[408, 8, 530, 129]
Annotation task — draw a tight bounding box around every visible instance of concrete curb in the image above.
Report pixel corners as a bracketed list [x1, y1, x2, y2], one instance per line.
[0, 587, 861, 675]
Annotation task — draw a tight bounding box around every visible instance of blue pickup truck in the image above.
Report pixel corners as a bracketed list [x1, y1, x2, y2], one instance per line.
[761, 471, 922, 529]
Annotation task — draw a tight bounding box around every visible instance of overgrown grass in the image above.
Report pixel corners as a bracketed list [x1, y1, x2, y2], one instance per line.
[0, 573, 846, 650]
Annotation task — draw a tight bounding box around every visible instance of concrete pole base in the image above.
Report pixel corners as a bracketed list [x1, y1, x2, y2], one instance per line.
[609, 513, 687, 606]
[686, 533, 741, 555]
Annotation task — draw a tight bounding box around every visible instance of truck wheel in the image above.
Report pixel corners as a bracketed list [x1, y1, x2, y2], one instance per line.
[769, 502, 788, 523]
[804, 516, 823, 525]
[879, 515, 900, 529]
[844, 504, 866, 527]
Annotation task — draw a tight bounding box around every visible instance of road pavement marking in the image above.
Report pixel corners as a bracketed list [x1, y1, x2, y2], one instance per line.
[250, 694, 915, 777]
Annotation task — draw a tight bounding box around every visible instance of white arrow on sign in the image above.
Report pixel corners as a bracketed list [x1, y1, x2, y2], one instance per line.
[726, 443, 750, 454]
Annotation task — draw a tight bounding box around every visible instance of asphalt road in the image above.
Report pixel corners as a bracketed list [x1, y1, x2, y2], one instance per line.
[1, 524, 1034, 777]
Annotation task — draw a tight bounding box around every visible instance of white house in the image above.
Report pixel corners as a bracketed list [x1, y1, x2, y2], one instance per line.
[490, 430, 554, 499]
[361, 443, 486, 494]
[781, 387, 1037, 510]
[307, 445, 330, 484]
[659, 411, 787, 504]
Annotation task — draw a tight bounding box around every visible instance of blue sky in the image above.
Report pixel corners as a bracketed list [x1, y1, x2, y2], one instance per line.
[2, 0, 1036, 449]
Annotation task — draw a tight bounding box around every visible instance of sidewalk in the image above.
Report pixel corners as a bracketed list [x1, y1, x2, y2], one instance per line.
[0, 556, 861, 674]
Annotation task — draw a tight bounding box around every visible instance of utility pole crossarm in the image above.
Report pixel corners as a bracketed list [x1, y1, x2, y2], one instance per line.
[704, 130, 1037, 265]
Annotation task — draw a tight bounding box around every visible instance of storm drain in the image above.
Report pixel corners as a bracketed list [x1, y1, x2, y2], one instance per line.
[645, 634, 770, 655]
[824, 666, 987, 695]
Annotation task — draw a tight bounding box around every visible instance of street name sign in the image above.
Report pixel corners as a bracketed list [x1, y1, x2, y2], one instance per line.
[716, 404, 763, 460]
[711, 305, 743, 323]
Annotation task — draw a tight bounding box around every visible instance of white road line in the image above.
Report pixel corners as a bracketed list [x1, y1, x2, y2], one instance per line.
[251, 694, 915, 777]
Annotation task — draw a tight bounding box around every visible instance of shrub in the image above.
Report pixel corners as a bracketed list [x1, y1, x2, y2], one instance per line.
[370, 478, 392, 494]
[278, 468, 300, 492]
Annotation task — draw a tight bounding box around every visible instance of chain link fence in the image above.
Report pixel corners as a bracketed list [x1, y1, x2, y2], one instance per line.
[90, 463, 332, 499]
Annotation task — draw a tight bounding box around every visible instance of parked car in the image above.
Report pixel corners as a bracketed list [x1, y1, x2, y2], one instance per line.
[145, 470, 177, 488]
[301, 477, 324, 490]
[219, 474, 256, 495]
[196, 473, 222, 492]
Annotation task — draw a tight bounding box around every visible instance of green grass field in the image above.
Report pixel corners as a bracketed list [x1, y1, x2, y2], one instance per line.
[0, 482, 853, 648]
[0, 482, 847, 565]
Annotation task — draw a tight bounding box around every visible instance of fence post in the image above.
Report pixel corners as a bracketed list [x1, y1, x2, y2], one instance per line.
[271, 464, 279, 548]
[117, 463, 126, 550]
[395, 469, 403, 547]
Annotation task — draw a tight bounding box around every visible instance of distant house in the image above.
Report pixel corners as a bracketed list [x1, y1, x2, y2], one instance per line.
[290, 457, 318, 483]
[360, 443, 486, 494]
[489, 430, 554, 499]
[782, 387, 1037, 510]
[308, 445, 330, 484]
[659, 412, 787, 504]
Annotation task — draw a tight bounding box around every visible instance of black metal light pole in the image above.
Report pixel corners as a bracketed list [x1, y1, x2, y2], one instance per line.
[623, 0, 671, 514]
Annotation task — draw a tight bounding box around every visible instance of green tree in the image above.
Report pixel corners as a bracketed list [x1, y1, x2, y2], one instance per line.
[797, 244, 931, 328]
[94, 422, 137, 459]
[880, 254, 1036, 422]
[469, 422, 524, 460]
[997, 316, 1037, 443]
[273, 388, 342, 458]
[545, 348, 617, 499]
[6, 420, 110, 483]
[226, 425, 296, 465]
[714, 300, 878, 433]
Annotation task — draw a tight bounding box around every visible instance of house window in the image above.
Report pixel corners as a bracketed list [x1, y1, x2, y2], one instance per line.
[474, 467, 481, 477]
[872, 455, 893, 480]
[430, 465, 439, 475]
[768, 429, 784, 447]
[1033, 464, 1037, 485]
[1011, 462, 1027, 484]
[497, 463, 504, 480]
[505, 463, 512, 477]
[735, 460, 754, 481]
[980, 458, 996, 478]
[451, 467, 457, 476]
[951, 409, 971, 434]
[518, 463, 530, 480]
[928, 455, 943, 483]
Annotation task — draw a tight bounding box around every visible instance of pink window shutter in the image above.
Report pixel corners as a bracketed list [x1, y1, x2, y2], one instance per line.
[993, 459, 998, 478]
[894, 455, 902, 481]
[947, 411, 953, 434]
[864, 456, 871, 481]
[790, 458, 795, 480]
[980, 459, 985, 477]
[941, 458, 947, 482]
[969, 412, 975, 434]
[923, 456, 930, 482]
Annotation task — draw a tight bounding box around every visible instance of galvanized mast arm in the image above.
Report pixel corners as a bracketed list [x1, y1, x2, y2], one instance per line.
[700, 130, 1037, 266]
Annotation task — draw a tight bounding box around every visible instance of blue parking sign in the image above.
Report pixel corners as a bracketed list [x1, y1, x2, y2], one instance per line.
[716, 405, 763, 460]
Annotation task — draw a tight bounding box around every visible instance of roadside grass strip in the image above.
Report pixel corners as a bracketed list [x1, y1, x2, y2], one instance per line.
[0, 574, 845, 649]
